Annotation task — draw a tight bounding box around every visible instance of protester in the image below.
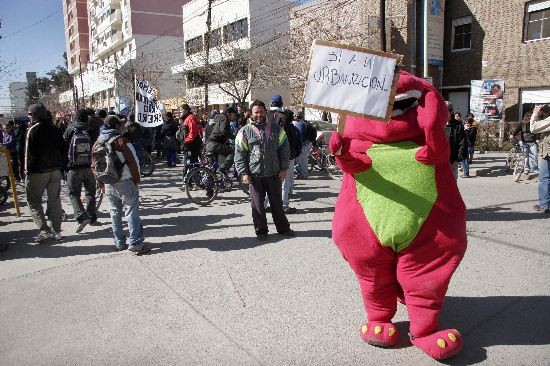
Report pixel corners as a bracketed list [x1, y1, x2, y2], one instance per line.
[444, 102, 467, 179]
[234, 100, 295, 240]
[465, 112, 478, 162]
[454, 112, 463, 124]
[180, 104, 201, 166]
[281, 109, 302, 213]
[13, 118, 27, 181]
[293, 111, 311, 179]
[92, 115, 150, 253]
[25, 103, 65, 243]
[205, 106, 236, 175]
[530, 104, 550, 214]
[161, 112, 179, 167]
[1, 123, 18, 180]
[460, 118, 477, 178]
[512, 112, 539, 175]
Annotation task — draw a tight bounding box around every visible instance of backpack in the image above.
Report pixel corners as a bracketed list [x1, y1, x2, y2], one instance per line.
[68, 127, 92, 166]
[287, 124, 303, 160]
[268, 110, 286, 127]
[92, 136, 126, 184]
[305, 122, 317, 144]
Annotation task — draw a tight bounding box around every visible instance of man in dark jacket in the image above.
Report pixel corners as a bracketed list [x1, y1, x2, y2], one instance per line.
[13, 118, 27, 181]
[161, 112, 179, 167]
[444, 102, 467, 179]
[205, 106, 236, 175]
[25, 103, 66, 243]
[63, 108, 99, 232]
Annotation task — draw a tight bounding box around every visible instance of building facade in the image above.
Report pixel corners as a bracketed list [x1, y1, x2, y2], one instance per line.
[61, 0, 187, 111]
[8, 82, 28, 116]
[172, 0, 294, 111]
[290, 0, 550, 122]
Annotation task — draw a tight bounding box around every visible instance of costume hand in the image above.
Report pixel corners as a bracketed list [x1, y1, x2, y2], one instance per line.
[242, 174, 252, 185]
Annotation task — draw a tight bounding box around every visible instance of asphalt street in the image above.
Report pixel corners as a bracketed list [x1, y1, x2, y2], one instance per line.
[0, 153, 549, 365]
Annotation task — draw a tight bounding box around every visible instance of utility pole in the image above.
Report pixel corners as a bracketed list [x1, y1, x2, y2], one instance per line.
[380, 0, 386, 52]
[203, 0, 213, 113]
[78, 55, 86, 108]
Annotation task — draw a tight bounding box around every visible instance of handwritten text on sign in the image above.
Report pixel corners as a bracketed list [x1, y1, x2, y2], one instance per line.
[303, 41, 399, 121]
[135, 79, 163, 127]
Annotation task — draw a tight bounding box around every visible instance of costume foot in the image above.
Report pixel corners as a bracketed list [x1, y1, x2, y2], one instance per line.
[410, 329, 463, 360]
[360, 322, 398, 347]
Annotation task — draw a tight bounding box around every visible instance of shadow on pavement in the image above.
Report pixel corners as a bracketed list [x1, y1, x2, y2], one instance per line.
[438, 296, 550, 365]
[467, 206, 544, 221]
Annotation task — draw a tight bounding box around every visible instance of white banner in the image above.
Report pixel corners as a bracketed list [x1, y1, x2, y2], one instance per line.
[135, 79, 163, 127]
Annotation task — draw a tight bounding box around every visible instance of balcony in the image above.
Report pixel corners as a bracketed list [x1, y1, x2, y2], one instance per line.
[93, 31, 123, 59]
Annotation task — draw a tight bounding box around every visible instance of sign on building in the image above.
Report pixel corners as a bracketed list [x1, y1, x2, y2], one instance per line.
[135, 79, 163, 127]
[426, 0, 445, 65]
[470, 79, 505, 122]
[303, 40, 401, 122]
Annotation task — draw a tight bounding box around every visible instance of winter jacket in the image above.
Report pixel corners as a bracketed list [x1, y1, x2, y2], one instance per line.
[207, 114, 232, 144]
[234, 119, 290, 178]
[13, 121, 27, 153]
[63, 121, 98, 170]
[512, 122, 537, 143]
[25, 120, 65, 174]
[444, 119, 467, 163]
[93, 129, 141, 184]
[464, 126, 477, 147]
[530, 113, 550, 159]
[1, 132, 16, 154]
[182, 113, 200, 145]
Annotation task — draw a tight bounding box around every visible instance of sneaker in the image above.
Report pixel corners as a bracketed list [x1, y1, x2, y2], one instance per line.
[256, 233, 268, 241]
[284, 207, 297, 214]
[533, 204, 550, 213]
[278, 229, 296, 237]
[179, 185, 186, 192]
[531, 170, 540, 175]
[460, 175, 470, 178]
[35, 230, 53, 244]
[114, 244, 128, 252]
[52, 232, 62, 241]
[76, 219, 90, 233]
[128, 245, 151, 255]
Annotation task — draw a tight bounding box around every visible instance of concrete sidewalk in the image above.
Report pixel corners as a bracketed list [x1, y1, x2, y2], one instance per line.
[1, 163, 549, 365]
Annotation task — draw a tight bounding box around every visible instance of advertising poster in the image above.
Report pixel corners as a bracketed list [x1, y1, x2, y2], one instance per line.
[470, 79, 505, 122]
[427, 0, 445, 65]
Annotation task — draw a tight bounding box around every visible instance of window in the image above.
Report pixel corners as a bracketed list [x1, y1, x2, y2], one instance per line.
[224, 18, 248, 43]
[208, 28, 222, 48]
[186, 35, 203, 56]
[451, 16, 472, 51]
[525, 1, 550, 41]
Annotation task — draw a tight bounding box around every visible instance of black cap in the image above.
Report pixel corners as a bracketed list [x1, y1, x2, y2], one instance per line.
[96, 109, 107, 118]
[75, 108, 88, 122]
[224, 106, 237, 114]
[104, 115, 122, 129]
[28, 104, 48, 119]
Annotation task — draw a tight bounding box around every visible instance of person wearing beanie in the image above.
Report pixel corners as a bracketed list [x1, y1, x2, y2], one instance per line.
[62, 108, 100, 232]
[444, 101, 467, 179]
[25, 103, 66, 243]
[92, 115, 149, 254]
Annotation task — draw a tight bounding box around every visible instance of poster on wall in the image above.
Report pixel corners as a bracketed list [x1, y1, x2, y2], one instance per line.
[135, 79, 163, 127]
[427, 0, 445, 65]
[470, 79, 505, 122]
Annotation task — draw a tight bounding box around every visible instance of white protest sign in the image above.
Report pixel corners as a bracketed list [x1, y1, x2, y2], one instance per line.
[135, 79, 163, 127]
[303, 40, 401, 122]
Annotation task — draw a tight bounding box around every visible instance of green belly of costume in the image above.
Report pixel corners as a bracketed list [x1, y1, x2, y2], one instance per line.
[354, 141, 438, 252]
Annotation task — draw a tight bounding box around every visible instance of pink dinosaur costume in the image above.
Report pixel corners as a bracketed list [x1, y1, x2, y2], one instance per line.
[329, 71, 467, 360]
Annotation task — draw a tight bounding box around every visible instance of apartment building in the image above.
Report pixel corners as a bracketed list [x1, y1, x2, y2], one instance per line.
[8, 82, 28, 116]
[61, 0, 188, 111]
[171, 0, 294, 111]
[63, 0, 90, 75]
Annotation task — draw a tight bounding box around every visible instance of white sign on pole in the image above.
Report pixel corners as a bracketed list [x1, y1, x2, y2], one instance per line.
[135, 79, 163, 127]
[303, 40, 401, 122]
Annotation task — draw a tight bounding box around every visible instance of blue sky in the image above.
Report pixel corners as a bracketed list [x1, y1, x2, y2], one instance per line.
[0, 0, 66, 113]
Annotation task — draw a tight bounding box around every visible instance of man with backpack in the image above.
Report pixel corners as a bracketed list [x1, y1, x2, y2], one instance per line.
[92, 115, 149, 254]
[205, 106, 237, 176]
[293, 111, 315, 179]
[63, 108, 99, 232]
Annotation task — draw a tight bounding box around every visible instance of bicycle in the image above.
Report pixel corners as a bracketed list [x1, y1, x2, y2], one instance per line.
[0, 176, 10, 205]
[184, 155, 249, 206]
[308, 142, 342, 180]
[504, 142, 525, 182]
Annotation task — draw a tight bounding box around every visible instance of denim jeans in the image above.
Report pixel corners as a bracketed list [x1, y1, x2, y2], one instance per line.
[521, 142, 539, 172]
[296, 141, 311, 177]
[164, 147, 177, 165]
[105, 179, 144, 249]
[67, 167, 97, 224]
[538, 156, 550, 210]
[461, 159, 470, 177]
[282, 159, 294, 209]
